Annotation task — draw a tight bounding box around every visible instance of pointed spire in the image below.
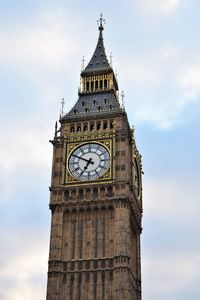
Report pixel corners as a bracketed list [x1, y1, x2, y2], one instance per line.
[61, 15, 122, 121]
[81, 14, 112, 76]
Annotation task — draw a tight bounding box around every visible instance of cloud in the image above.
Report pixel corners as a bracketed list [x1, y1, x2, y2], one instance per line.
[0, 115, 53, 206]
[143, 252, 200, 299]
[135, 0, 181, 16]
[120, 44, 200, 128]
[143, 175, 200, 220]
[179, 62, 200, 100]
[0, 9, 85, 75]
[0, 119, 52, 172]
[0, 229, 48, 300]
[142, 174, 200, 299]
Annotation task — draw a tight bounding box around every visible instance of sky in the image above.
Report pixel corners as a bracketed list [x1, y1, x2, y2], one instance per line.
[0, 0, 200, 299]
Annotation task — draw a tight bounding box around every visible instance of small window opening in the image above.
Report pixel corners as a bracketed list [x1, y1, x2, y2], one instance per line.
[103, 121, 108, 130]
[107, 186, 113, 197]
[100, 80, 103, 89]
[79, 189, 84, 198]
[97, 122, 101, 130]
[83, 124, 88, 131]
[93, 188, 98, 198]
[90, 122, 94, 131]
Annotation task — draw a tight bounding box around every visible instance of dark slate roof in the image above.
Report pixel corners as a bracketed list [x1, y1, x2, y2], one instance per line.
[81, 27, 112, 76]
[61, 92, 121, 121]
[61, 21, 122, 122]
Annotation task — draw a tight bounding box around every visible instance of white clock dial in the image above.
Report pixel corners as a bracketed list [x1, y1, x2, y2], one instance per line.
[68, 143, 110, 181]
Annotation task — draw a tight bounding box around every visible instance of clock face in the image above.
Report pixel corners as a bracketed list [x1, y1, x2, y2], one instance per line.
[134, 158, 140, 196]
[68, 143, 110, 181]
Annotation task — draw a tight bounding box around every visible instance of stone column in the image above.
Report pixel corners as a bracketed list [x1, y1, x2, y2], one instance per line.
[114, 203, 130, 256]
[73, 272, 79, 300]
[97, 271, 102, 300]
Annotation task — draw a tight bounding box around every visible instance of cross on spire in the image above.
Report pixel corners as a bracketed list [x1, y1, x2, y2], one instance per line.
[97, 13, 105, 31]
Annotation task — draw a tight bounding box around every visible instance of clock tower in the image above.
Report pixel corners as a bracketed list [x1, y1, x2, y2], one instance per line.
[46, 15, 143, 300]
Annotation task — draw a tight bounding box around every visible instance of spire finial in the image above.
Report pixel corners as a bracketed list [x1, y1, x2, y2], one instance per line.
[109, 52, 113, 66]
[81, 56, 85, 71]
[121, 91, 125, 110]
[115, 69, 118, 80]
[60, 98, 65, 117]
[97, 13, 105, 31]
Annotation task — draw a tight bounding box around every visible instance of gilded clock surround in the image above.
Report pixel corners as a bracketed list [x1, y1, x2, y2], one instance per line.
[64, 137, 114, 185]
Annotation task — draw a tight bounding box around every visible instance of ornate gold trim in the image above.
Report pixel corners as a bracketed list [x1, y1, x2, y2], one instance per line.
[63, 138, 114, 186]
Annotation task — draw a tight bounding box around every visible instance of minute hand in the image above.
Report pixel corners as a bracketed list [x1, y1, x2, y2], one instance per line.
[72, 154, 94, 164]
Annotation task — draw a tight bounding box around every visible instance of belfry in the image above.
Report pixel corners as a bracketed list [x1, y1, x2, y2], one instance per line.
[46, 15, 143, 300]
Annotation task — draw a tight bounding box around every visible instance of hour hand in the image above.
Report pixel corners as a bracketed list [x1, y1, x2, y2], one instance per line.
[72, 154, 94, 164]
[84, 157, 93, 170]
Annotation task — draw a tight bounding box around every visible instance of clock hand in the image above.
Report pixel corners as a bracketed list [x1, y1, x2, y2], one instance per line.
[84, 157, 94, 170]
[72, 154, 94, 164]
[77, 158, 93, 178]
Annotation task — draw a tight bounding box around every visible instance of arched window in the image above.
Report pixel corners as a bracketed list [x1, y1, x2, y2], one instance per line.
[91, 81, 94, 91]
[104, 79, 107, 89]
[97, 122, 101, 130]
[100, 80, 103, 89]
[107, 186, 113, 197]
[90, 122, 94, 131]
[71, 190, 76, 198]
[79, 189, 84, 198]
[83, 124, 88, 131]
[100, 187, 105, 197]
[86, 82, 89, 91]
[93, 188, 98, 198]
[95, 80, 98, 90]
[86, 189, 91, 198]
[64, 190, 69, 201]
[103, 121, 108, 129]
